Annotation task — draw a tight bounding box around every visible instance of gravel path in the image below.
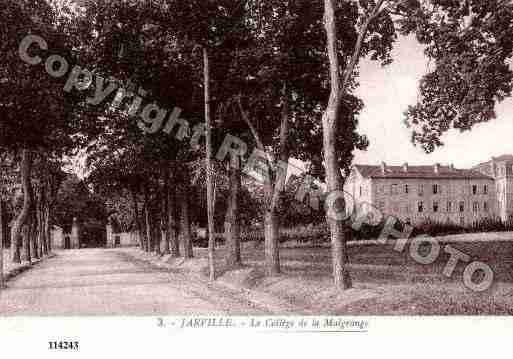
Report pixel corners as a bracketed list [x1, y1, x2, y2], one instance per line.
[0, 248, 267, 315]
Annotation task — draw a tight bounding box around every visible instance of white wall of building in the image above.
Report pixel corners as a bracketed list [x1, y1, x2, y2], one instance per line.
[370, 177, 496, 226]
[344, 165, 499, 226]
[106, 228, 139, 248]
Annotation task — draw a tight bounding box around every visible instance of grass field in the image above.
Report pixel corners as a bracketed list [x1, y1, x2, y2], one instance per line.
[188, 235, 513, 314]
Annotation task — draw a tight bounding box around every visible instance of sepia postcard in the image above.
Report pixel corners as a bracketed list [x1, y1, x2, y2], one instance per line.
[1, 0, 513, 357]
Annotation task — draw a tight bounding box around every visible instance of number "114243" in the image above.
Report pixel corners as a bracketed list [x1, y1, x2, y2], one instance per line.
[49, 341, 79, 350]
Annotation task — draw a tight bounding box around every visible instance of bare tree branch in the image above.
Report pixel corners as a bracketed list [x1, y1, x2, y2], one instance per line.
[236, 95, 266, 152]
[341, 0, 386, 90]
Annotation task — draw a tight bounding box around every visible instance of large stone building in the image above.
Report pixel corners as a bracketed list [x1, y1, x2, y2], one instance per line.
[473, 155, 513, 222]
[344, 159, 502, 226]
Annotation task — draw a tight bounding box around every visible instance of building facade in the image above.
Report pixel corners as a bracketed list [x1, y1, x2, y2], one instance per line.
[344, 160, 499, 226]
[473, 155, 513, 222]
[50, 218, 81, 249]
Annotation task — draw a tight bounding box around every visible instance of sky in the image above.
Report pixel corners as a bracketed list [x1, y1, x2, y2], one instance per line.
[353, 35, 513, 169]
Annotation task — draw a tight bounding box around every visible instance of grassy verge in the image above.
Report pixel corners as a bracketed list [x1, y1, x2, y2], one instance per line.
[124, 232, 513, 314]
[202, 237, 513, 314]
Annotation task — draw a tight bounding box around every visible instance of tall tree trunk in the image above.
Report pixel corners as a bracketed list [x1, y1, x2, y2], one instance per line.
[225, 166, 242, 267]
[145, 207, 152, 253]
[238, 95, 280, 275]
[143, 186, 151, 253]
[0, 200, 5, 287]
[31, 188, 39, 259]
[31, 206, 39, 260]
[322, 0, 356, 289]
[153, 192, 161, 256]
[168, 167, 180, 258]
[162, 168, 170, 255]
[21, 219, 31, 264]
[180, 186, 193, 259]
[151, 213, 159, 255]
[264, 210, 280, 274]
[47, 174, 60, 254]
[204, 47, 215, 281]
[43, 203, 50, 254]
[154, 219, 161, 255]
[130, 188, 144, 250]
[264, 86, 290, 276]
[37, 185, 45, 258]
[11, 149, 32, 264]
[238, 86, 289, 276]
[37, 207, 44, 258]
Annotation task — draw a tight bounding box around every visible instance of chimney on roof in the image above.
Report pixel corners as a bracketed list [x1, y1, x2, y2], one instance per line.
[450, 164, 455, 170]
[402, 163, 408, 172]
[434, 163, 440, 174]
[381, 162, 386, 175]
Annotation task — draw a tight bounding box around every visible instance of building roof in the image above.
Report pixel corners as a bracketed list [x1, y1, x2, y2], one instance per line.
[354, 164, 493, 180]
[493, 154, 513, 162]
[474, 154, 513, 168]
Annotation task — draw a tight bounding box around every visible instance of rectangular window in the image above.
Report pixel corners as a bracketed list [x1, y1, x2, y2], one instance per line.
[405, 184, 409, 194]
[472, 185, 477, 195]
[359, 186, 362, 197]
[391, 184, 398, 195]
[460, 217, 465, 226]
[378, 201, 385, 210]
[433, 184, 438, 194]
[447, 201, 452, 213]
[418, 184, 424, 196]
[418, 201, 424, 213]
[473, 202, 479, 212]
[484, 185, 488, 195]
[433, 201, 439, 213]
[484, 201, 489, 212]
[405, 204, 411, 213]
[459, 201, 465, 212]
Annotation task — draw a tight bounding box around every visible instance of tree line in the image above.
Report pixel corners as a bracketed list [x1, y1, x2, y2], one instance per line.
[1, 0, 512, 289]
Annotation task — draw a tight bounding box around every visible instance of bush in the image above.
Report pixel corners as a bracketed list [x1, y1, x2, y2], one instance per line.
[238, 216, 513, 246]
[412, 217, 513, 238]
[240, 223, 330, 244]
[412, 219, 465, 237]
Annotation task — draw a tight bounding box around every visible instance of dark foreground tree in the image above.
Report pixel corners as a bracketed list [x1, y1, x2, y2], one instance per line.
[1, 0, 79, 262]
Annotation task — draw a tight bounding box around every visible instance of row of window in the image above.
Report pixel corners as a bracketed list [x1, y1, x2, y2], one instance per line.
[421, 201, 489, 214]
[497, 166, 513, 176]
[405, 216, 469, 227]
[378, 201, 490, 214]
[376, 184, 489, 196]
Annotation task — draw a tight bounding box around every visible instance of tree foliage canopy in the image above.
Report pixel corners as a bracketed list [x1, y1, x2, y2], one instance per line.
[401, 0, 513, 152]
